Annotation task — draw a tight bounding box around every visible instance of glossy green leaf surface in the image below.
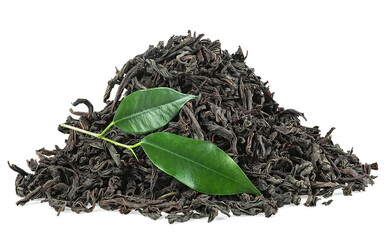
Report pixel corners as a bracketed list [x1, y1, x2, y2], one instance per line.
[113, 88, 197, 134]
[141, 132, 261, 196]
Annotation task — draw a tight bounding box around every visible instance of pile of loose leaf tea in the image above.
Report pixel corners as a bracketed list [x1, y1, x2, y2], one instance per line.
[9, 31, 378, 223]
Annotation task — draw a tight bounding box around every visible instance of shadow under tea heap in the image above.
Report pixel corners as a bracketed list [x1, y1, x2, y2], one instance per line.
[9, 31, 378, 223]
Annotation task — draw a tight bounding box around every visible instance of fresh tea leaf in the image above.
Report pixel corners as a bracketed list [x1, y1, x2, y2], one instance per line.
[113, 87, 197, 133]
[141, 132, 261, 196]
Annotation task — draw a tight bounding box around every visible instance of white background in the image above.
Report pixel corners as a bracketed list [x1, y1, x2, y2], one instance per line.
[0, 0, 385, 239]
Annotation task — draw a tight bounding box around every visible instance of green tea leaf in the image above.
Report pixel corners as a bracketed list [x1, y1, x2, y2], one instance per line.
[141, 132, 261, 196]
[113, 87, 197, 134]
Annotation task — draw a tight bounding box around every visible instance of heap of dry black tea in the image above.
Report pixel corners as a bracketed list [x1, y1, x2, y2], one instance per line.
[9, 31, 378, 223]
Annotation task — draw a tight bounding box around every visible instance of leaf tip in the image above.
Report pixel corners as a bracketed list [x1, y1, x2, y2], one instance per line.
[249, 186, 262, 196]
[190, 94, 198, 100]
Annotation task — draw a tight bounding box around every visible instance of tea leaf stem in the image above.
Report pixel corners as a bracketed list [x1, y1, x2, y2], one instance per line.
[60, 123, 99, 138]
[129, 141, 142, 149]
[60, 123, 139, 160]
[98, 122, 114, 137]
